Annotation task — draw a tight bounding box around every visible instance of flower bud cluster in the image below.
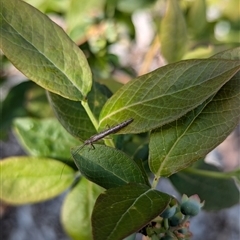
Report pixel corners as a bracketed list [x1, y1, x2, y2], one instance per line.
[140, 194, 204, 240]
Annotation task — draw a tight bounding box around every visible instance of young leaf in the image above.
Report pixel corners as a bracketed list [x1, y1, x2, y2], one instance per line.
[160, 0, 188, 62]
[99, 59, 240, 133]
[61, 178, 103, 240]
[0, 156, 75, 204]
[170, 160, 239, 210]
[13, 118, 79, 166]
[0, 0, 92, 100]
[72, 144, 148, 189]
[92, 183, 171, 240]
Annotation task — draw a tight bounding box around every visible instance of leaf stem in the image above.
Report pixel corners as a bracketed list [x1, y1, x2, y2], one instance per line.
[81, 100, 98, 130]
[182, 167, 232, 179]
[81, 100, 115, 148]
[152, 176, 160, 189]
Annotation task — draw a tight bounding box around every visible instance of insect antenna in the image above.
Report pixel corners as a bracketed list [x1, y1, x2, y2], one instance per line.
[71, 143, 86, 157]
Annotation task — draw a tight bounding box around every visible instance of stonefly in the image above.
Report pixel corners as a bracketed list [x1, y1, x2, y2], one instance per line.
[73, 118, 134, 155]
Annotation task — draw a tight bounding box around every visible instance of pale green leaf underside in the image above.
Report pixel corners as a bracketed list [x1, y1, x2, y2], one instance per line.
[61, 178, 103, 240]
[0, 0, 92, 100]
[72, 144, 147, 189]
[0, 157, 75, 204]
[99, 59, 240, 134]
[13, 117, 80, 164]
[92, 183, 171, 240]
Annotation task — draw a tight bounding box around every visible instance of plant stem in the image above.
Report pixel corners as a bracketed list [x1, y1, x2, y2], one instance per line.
[81, 100, 98, 130]
[152, 176, 160, 189]
[81, 100, 115, 148]
[182, 167, 232, 179]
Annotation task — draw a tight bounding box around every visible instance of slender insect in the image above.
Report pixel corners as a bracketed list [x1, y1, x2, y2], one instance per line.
[73, 118, 134, 155]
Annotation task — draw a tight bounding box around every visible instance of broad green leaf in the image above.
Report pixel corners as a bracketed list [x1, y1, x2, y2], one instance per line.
[61, 178, 103, 240]
[72, 144, 148, 189]
[47, 82, 112, 139]
[0, 0, 92, 100]
[170, 161, 239, 210]
[149, 71, 240, 176]
[0, 81, 33, 139]
[160, 0, 188, 62]
[13, 118, 79, 166]
[0, 156, 75, 204]
[187, 0, 207, 36]
[149, 48, 240, 177]
[92, 183, 171, 240]
[99, 59, 240, 134]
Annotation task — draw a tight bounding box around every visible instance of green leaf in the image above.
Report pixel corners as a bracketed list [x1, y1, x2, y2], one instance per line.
[25, 83, 53, 118]
[0, 156, 75, 204]
[61, 178, 103, 240]
[183, 46, 214, 60]
[160, 0, 188, 62]
[187, 0, 207, 36]
[47, 92, 96, 140]
[72, 144, 148, 189]
[170, 160, 239, 210]
[24, 0, 69, 13]
[13, 118, 80, 166]
[99, 59, 240, 134]
[47, 82, 112, 139]
[0, 0, 92, 100]
[92, 183, 171, 240]
[149, 48, 240, 177]
[149, 78, 240, 176]
[0, 81, 33, 139]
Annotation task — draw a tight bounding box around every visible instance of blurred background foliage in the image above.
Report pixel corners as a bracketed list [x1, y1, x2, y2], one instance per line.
[1, 0, 239, 139]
